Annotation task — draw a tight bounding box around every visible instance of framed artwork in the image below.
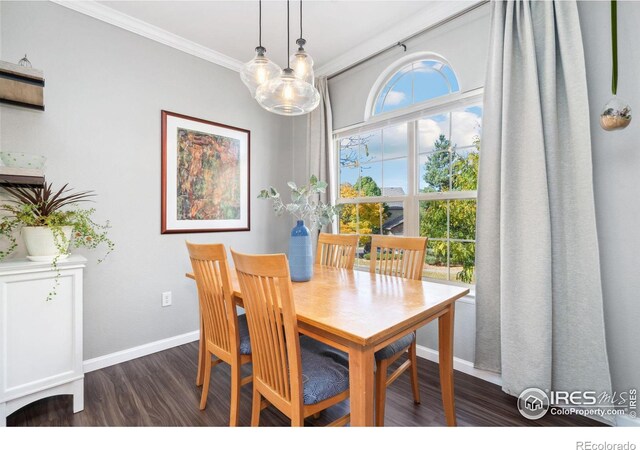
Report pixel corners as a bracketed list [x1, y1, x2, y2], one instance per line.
[161, 110, 250, 234]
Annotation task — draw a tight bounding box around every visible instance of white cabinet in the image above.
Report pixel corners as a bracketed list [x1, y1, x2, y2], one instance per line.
[0, 255, 86, 426]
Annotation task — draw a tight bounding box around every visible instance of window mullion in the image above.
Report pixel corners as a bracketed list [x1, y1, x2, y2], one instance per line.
[405, 120, 418, 237]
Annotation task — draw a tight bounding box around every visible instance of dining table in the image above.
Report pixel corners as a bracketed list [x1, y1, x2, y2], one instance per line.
[186, 264, 469, 427]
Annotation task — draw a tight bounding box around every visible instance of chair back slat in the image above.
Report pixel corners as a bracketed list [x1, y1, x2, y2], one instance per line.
[187, 242, 238, 356]
[231, 251, 303, 408]
[315, 233, 358, 270]
[370, 236, 428, 281]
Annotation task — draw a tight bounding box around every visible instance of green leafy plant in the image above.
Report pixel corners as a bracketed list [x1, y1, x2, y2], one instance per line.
[0, 182, 114, 299]
[258, 175, 340, 230]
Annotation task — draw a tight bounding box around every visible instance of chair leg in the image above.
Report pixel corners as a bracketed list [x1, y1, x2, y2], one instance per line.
[409, 340, 421, 405]
[291, 410, 305, 427]
[196, 318, 204, 386]
[199, 353, 212, 410]
[375, 358, 388, 427]
[251, 388, 261, 427]
[229, 361, 241, 427]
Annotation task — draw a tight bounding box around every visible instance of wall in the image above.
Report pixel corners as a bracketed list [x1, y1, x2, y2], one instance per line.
[578, 1, 640, 395]
[0, 1, 294, 360]
[328, 3, 491, 364]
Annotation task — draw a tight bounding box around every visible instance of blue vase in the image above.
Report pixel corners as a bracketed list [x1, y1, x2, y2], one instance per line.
[288, 220, 313, 282]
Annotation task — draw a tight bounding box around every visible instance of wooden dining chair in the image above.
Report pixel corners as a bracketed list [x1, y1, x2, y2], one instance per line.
[230, 249, 351, 427]
[315, 233, 359, 270]
[369, 235, 428, 426]
[186, 242, 252, 426]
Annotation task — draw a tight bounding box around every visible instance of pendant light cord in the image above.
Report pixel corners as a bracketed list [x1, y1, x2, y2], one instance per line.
[287, 0, 291, 69]
[611, 0, 618, 95]
[259, 0, 262, 48]
[300, 0, 303, 40]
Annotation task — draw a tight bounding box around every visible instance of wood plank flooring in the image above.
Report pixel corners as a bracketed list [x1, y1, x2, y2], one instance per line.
[7, 341, 603, 427]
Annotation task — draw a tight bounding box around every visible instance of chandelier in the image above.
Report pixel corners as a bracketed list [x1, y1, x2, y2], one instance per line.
[242, 0, 319, 116]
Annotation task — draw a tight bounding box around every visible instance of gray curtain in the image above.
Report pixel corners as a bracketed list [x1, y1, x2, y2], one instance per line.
[307, 76, 335, 231]
[475, 0, 612, 399]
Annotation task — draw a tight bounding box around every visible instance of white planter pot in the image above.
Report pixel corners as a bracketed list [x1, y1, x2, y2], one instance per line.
[21, 226, 73, 262]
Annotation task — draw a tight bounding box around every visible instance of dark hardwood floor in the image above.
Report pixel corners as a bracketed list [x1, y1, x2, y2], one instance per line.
[7, 341, 603, 427]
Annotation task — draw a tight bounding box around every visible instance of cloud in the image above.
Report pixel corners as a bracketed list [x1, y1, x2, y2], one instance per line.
[418, 118, 447, 151]
[413, 60, 443, 74]
[451, 111, 482, 147]
[384, 90, 407, 106]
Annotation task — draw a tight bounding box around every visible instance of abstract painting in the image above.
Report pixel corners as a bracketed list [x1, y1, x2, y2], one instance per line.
[161, 111, 250, 233]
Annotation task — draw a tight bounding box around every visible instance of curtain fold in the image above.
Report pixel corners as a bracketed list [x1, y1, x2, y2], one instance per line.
[307, 77, 336, 231]
[475, 0, 612, 400]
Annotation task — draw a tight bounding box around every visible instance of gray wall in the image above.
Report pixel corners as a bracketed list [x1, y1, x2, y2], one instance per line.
[579, 1, 640, 394]
[0, 1, 294, 360]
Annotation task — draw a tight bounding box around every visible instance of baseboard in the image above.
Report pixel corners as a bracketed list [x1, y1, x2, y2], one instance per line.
[415, 344, 503, 386]
[83, 330, 200, 373]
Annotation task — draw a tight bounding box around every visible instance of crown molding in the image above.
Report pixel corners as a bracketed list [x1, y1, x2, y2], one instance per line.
[50, 0, 244, 72]
[316, 0, 481, 77]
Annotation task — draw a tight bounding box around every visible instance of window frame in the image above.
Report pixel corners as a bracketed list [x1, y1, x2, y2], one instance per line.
[333, 89, 483, 288]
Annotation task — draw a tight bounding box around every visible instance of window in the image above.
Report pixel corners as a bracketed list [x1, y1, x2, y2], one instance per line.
[373, 59, 460, 116]
[335, 57, 481, 285]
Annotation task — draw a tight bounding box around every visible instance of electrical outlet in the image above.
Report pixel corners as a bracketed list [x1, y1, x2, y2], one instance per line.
[161, 291, 172, 307]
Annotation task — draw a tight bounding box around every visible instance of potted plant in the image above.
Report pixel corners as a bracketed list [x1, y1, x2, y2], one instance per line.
[0, 182, 114, 298]
[258, 175, 340, 282]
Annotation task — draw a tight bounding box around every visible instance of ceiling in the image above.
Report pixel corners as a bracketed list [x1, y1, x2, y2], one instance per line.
[60, 1, 478, 75]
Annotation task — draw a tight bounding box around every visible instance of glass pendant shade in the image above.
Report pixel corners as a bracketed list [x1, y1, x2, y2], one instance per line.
[255, 68, 320, 116]
[240, 47, 281, 96]
[289, 49, 315, 85]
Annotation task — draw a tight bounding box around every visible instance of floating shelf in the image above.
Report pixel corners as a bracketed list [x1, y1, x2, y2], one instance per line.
[0, 167, 45, 187]
[0, 61, 45, 111]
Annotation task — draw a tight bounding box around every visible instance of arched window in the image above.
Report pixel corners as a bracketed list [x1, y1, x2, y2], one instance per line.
[335, 53, 481, 286]
[372, 58, 460, 116]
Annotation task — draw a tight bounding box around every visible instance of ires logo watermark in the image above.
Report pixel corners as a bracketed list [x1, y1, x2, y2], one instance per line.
[517, 388, 637, 420]
[518, 388, 550, 420]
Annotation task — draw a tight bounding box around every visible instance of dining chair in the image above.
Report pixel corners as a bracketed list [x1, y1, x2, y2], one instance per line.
[315, 233, 359, 270]
[186, 242, 252, 426]
[230, 249, 351, 427]
[369, 235, 428, 426]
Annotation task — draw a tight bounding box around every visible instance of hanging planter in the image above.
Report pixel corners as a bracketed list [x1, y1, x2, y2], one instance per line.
[600, 0, 632, 131]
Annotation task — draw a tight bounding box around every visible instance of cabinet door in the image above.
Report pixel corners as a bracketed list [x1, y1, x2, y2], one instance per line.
[1, 271, 77, 398]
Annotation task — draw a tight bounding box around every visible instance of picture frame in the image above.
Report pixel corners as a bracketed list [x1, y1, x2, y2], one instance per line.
[161, 110, 250, 234]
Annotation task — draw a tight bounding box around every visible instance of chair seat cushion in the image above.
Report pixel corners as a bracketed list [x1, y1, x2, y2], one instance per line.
[299, 335, 350, 405]
[237, 314, 252, 355]
[374, 332, 415, 361]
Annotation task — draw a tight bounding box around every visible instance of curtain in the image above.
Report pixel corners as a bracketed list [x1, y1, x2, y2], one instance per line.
[475, 0, 612, 400]
[307, 76, 336, 231]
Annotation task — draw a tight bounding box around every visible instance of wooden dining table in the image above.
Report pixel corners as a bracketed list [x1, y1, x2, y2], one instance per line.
[187, 264, 469, 427]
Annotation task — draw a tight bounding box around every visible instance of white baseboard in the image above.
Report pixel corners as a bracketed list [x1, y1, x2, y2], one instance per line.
[415, 344, 503, 387]
[83, 330, 200, 373]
